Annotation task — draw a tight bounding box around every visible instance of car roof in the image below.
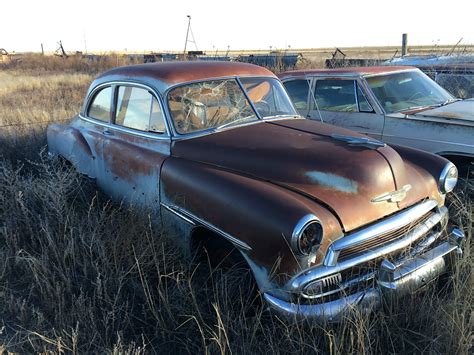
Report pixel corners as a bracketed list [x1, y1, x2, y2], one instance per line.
[278, 66, 417, 79]
[93, 61, 276, 94]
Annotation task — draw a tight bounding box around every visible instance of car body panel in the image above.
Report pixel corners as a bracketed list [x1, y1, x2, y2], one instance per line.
[171, 118, 443, 232]
[279, 67, 474, 160]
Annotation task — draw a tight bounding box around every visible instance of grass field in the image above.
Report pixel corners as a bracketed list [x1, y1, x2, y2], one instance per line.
[0, 56, 472, 354]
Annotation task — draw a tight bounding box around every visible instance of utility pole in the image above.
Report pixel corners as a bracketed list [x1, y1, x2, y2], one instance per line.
[183, 15, 191, 58]
[41, 43, 44, 55]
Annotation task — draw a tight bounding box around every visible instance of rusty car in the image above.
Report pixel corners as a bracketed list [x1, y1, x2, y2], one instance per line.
[279, 66, 473, 172]
[47, 61, 464, 321]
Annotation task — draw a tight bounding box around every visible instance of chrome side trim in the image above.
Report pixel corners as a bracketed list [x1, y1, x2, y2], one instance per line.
[325, 199, 438, 266]
[290, 206, 447, 292]
[160, 203, 196, 225]
[160, 203, 252, 251]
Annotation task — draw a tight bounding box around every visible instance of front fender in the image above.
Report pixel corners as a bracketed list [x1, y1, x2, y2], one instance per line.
[160, 157, 342, 296]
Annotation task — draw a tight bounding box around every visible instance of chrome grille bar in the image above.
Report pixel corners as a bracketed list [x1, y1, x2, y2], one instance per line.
[324, 199, 438, 266]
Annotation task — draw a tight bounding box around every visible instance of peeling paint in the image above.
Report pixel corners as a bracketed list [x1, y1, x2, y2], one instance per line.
[305, 171, 358, 194]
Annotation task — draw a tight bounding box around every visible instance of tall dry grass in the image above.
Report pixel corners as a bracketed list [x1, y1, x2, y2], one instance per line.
[0, 57, 472, 353]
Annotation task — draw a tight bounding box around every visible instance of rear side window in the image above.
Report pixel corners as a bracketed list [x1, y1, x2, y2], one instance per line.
[115, 86, 166, 133]
[314, 80, 357, 112]
[283, 79, 309, 110]
[88, 87, 112, 121]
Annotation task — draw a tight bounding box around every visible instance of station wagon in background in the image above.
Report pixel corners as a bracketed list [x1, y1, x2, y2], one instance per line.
[47, 62, 464, 321]
[279, 66, 473, 172]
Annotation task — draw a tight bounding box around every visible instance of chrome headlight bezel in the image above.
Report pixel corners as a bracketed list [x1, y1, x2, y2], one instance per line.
[291, 215, 323, 256]
[439, 162, 458, 194]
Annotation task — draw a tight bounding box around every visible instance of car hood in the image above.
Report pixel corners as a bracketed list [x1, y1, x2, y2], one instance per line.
[171, 119, 438, 232]
[411, 98, 474, 125]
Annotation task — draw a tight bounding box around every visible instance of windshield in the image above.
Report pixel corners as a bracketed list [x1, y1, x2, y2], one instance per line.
[167, 77, 296, 134]
[240, 77, 297, 118]
[366, 70, 454, 113]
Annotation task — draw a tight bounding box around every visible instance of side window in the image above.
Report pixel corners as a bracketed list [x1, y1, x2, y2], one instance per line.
[283, 79, 309, 110]
[314, 80, 357, 112]
[115, 86, 166, 133]
[88, 87, 112, 121]
[356, 85, 374, 112]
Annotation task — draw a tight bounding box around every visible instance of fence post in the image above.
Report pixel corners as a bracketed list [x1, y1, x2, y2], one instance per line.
[402, 33, 408, 56]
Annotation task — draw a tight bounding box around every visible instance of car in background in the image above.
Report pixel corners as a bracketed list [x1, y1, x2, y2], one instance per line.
[279, 66, 473, 172]
[48, 62, 464, 321]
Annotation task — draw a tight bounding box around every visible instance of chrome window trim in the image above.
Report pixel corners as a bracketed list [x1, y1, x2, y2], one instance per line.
[353, 80, 360, 112]
[280, 78, 312, 115]
[83, 80, 172, 137]
[311, 77, 359, 112]
[356, 83, 375, 113]
[362, 68, 420, 79]
[79, 114, 171, 141]
[236, 77, 262, 119]
[160, 202, 252, 251]
[283, 75, 384, 115]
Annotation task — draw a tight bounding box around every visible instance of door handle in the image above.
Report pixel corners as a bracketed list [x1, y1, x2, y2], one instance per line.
[103, 130, 113, 136]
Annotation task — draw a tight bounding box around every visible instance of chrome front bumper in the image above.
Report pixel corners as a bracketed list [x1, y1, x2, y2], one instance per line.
[264, 228, 464, 322]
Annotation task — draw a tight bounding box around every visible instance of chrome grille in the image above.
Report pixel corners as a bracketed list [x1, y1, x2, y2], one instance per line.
[338, 211, 435, 260]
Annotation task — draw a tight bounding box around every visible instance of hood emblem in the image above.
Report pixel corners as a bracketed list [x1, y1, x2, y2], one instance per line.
[371, 184, 412, 203]
[331, 134, 386, 149]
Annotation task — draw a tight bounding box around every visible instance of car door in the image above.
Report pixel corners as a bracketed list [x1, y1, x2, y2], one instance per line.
[307, 78, 385, 139]
[99, 84, 171, 214]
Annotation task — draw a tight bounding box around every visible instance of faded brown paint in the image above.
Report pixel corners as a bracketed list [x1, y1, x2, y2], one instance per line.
[161, 157, 343, 281]
[172, 118, 439, 232]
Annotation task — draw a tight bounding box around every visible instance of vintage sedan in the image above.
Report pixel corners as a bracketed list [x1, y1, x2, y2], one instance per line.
[279, 66, 473, 171]
[48, 62, 464, 321]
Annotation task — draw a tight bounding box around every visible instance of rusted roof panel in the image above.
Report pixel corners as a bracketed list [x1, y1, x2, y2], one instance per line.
[95, 61, 276, 93]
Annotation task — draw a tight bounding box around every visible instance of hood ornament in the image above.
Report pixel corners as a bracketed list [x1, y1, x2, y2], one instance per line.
[331, 134, 386, 149]
[371, 184, 412, 203]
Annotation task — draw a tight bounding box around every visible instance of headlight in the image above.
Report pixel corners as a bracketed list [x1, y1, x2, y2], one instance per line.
[439, 163, 458, 194]
[292, 215, 323, 255]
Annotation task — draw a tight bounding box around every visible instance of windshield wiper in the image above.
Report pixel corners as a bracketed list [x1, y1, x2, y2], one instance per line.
[441, 98, 461, 106]
[398, 98, 460, 113]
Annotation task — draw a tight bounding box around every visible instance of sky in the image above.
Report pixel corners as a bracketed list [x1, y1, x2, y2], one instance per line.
[1, 0, 473, 53]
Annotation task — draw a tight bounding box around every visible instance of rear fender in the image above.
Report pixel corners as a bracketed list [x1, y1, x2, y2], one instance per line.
[47, 121, 97, 179]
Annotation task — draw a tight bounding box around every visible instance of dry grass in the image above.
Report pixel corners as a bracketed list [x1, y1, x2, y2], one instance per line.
[0, 57, 472, 354]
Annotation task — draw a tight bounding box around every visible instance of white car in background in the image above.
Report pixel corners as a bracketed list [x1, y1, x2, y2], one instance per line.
[279, 66, 473, 173]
